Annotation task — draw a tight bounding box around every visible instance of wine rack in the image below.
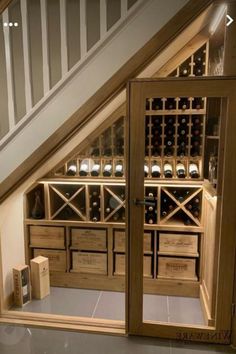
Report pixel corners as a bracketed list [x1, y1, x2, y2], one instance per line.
[144, 96, 205, 180]
[169, 44, 208, 77]
[24, 42, 212, 297]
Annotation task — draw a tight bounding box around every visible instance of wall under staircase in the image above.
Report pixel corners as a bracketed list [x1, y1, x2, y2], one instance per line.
[0, 0, 190, 184]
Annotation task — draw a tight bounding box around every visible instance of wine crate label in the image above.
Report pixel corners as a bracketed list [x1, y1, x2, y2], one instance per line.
[71, 228, 107, 251]
[114, 231, 152, 252]
[114, 254, 152, 276]
[30, 256, 50, 299]
[72, 252, 107, 275]
[34, 249, 66, 272]
[158, 257, 196, 280]
[13, 265, 31, 307]
[159, 233, 198, 255]
[30, 226, 65, 249]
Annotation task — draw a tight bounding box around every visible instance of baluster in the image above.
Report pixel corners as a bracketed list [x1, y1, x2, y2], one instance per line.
[40, 0, 50, 93]
[80, 0, 87, 57]
[100, 0, 107, 38]
[60, 0, 68, 75]
[2, 8, 15, 129]
[20, 0, 32, 112]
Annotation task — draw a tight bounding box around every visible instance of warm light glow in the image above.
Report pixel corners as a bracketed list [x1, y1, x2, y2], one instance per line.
[209, 4, 227, 35]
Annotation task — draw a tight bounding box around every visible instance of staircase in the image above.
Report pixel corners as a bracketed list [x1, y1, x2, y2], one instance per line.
[0, 0, 195, 184]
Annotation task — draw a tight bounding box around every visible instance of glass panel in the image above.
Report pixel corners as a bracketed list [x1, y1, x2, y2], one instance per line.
[142, 95, 223, 325]
[20, 116, 126, 323]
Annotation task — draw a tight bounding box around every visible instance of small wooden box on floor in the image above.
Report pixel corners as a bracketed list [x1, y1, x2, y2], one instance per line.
[30, 256, 50, 299]
[13, 265, 31, 307]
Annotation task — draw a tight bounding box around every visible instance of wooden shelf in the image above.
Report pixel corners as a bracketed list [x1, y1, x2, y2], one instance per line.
[157, 275, 198, 281]
[157, 251, 199, 257]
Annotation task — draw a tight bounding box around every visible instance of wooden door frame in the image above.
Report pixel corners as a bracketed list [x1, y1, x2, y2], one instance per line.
[126, 76, 236, 343]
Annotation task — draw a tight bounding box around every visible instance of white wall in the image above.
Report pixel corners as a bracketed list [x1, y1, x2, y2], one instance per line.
[0, 0, 189, 183]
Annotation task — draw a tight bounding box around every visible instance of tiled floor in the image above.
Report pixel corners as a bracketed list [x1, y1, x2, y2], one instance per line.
[13, 287, 204, 325]
[0, 324, 235, 354]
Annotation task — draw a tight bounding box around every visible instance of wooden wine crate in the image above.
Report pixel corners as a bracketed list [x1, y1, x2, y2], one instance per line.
[72, 252, 107, 275]
[159, 233, 198, 256]
[30, 256, 50, 299]
[114, 230, 152, 252]
[71, 228, 107, 251]
[157, 257, 197, 281]
[114, 254, 152, 277]
[13, 265, 31, 307]
[29, 226, 65, 249]
[33, 249, 67, 272]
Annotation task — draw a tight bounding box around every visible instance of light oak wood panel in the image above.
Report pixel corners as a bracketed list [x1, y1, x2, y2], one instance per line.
[0, 0, 214, 204]
[127, 78, 236, 343]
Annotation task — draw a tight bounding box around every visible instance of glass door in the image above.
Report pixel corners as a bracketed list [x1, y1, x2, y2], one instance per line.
[126, 77, 236, 343]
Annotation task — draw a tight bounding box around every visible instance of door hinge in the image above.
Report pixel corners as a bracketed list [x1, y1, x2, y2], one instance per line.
[232, 303, 236, 317]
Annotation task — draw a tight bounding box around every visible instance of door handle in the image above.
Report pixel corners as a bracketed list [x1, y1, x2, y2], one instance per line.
[133, 198, 155, 206]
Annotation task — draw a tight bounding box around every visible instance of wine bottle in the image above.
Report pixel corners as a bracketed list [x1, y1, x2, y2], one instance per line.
[164, 147, 174, 157]
[151, 163, 161, 177]
[66, 164, 77, 176]
[31, 191, 44, 219]
[103, 161, 112, 177]
[165, 125, 175, 136]
[192, 126, 201, 136]
[192, 207, 200, 218]
[194, 65, 203, 76]
[179, 98, 189, 110]
[165, 116, 175, 125]
[177, 147, 186, 158]
[104, 147, 112, 156]
[192, 98, 202, 110]
[79, 161, 89, 176]
[179, 116, 187, 125]
[109, 196, 120, 210]
[91, 147, 100, 156]
[91, 163, 100, 176]
[183, 217, 192, 226]
[165, 138, 174, 147]
[152, 98, 163, 110]
[152, 116, 162, 126]
[178, 126, 188, 136]
[121, 211, 126, 222]
[21, 268, 30, 304]
[192, 116, 201, 125]
[145, 204, 157, 224]
[164, 163, 173, 178]
[91, 210, 100, 222]
[114, 161, 124, 177]
[189, 163, 200, 178]
[161, 197, 170, 217]
[152, 147, 161, 157]
[144, 164, 149, 177]
[190, 147, 200, 157]
[166, 98, 176, 110]
[180, 65, 190, 77]
[208, 154, 217, 187]
[112, 213, 120, 222]
[176, 162, 186, 178]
